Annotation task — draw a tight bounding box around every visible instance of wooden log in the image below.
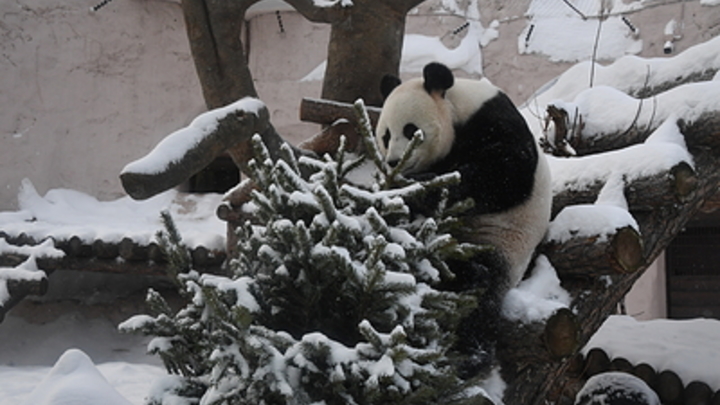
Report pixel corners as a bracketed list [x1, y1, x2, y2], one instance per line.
[191, 246, 211, 267]
[299, 97, 381, 127]
[712, 390, 720, 405]
[298, 119, 362, 155]
[541, 105, 576, 157]
[552, 162, 698, 217]
[190, 246, 226, 268]
[546, 83, 720, 156]
[609, 357, 633, 373]
[541, 226, 644, 277]
[63, 236, 93, 258]
[6, 275, 49, 297]
[543, 308, 580, 358]
[120, 102, 272, 200]
[0, 253, 27, 268]
[656, 370, 684, 405]
[52, 257, 169, 277]
[148, 243, 167, 264]
[685, 381, 713, 405]
[118, 238, 150, 262]
[0, 270, 49, 323]
[632, 363, 658, 390]
[584, 348, 610, 377]
[565, 353, 585, 377]
[92, 240, 119, 260]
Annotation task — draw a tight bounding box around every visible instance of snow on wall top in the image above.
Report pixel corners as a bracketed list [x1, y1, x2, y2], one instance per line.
[0, 179, 225, 250]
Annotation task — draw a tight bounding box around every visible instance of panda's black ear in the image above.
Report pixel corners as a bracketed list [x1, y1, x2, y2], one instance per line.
[423, 62, 454, 95]
[380, 74, 402, 101]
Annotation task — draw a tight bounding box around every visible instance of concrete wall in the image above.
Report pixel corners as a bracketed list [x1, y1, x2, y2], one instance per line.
[0, 0, 205, 210]
[626, 255, 668, 320]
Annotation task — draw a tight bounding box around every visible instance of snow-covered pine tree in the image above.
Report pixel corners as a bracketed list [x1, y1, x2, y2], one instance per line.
[121, 100, 493, 405]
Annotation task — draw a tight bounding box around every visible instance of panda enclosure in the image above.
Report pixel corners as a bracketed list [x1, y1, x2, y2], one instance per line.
[116, 1, 720, 404]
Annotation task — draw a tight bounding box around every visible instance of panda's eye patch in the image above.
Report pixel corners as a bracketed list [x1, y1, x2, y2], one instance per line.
[403, 124, 419, 140]
[382, 130, 390, 149]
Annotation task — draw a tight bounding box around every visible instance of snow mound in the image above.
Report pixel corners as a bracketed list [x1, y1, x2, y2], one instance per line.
[502, 255, 571, 323]
[22, 349, 133, 405]
[575, 372, 660, 405]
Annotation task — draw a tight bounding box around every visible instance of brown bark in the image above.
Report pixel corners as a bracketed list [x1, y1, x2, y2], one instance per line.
[657, 370, 684, 405]
[685, 381, 713, 405]
[294, 0, 423, 106]
[633, 363, 658, 390]
[299, 97, 382, 127]
[541, 226, 644, 277]
[182, 0, 260, 109]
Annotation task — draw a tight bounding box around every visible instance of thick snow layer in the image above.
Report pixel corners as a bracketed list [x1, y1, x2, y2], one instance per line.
[121, 97, 265, 176]
[546, 81, 720, 141]
[585, 315, 720, 390]
[548, 118, 693, 195]
[0, 179, 225, 250]
[575, 372, 660, 405]
[548, 204, 637, 243]
[502, 255, 571, 323]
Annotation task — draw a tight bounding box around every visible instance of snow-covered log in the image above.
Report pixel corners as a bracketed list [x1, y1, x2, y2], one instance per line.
[120, 99, 276, 200]
[504, 118, 720, 405]
[541, 225, 643, 277]
[551, 162, 697, 217]
[543, 81, 720, 156]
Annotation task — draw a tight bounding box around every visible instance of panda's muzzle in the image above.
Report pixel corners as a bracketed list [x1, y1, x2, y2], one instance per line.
[386, 158, 400, 168]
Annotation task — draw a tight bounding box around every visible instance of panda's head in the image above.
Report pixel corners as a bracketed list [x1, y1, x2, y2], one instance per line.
[376, 63, 456, 174]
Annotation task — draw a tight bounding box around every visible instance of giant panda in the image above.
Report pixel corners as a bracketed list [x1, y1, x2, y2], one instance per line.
[376, 62, 552, 377]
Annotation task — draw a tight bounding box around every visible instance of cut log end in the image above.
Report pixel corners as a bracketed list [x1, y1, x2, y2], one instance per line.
[542, 225, 644, 277]
[671, 161, 698, 201]
[543, 308, 580, 358]
[584, 348, 610, 377]
[611, 226, 644, 274]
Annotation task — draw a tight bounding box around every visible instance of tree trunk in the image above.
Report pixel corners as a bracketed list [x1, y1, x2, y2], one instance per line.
[321, 3, 407, 107]
[181, 0, 260, 109]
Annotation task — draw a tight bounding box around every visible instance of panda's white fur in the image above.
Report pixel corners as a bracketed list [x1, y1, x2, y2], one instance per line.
[376, 64, 551, 290]
[465, 152, 550, 288]
[376, 77, 500, 174]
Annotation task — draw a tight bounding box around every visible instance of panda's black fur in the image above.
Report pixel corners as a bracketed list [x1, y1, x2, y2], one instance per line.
[377, 62, 552, 378]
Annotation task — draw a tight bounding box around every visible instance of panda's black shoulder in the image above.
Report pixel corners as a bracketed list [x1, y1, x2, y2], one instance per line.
[427, 90, 539, 214]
